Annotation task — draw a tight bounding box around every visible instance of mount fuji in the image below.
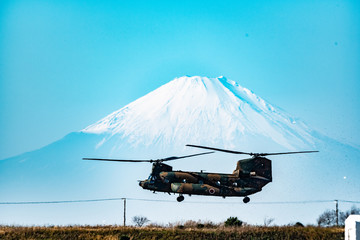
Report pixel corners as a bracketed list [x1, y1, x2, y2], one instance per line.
[1, 76, 359, 225]
[82, 76, 315, 152]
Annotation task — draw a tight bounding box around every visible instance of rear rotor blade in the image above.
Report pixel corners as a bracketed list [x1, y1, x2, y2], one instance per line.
[258, 151, 319, 156]
[186, 144, 319, 157]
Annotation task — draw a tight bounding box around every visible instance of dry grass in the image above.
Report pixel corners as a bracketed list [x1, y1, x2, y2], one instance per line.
[0, 225, 344, 240]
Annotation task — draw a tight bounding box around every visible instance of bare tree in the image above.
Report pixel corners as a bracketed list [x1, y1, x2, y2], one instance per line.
[317, 206, 360, 227]
[263, 217, 275, 226]
[340, 206, 360, 226]
[317, 209, 337, 227]
[132, 216, 150, 227]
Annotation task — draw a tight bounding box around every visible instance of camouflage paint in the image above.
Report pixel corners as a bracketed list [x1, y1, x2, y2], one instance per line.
[139, 157, 271, 198]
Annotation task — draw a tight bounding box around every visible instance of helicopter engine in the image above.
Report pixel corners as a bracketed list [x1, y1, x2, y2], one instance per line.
[233, 156, 272, 189]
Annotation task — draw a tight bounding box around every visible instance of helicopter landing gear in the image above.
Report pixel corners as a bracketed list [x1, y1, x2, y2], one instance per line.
[243, 196, 250, 204]
[177, 195, 185, 202]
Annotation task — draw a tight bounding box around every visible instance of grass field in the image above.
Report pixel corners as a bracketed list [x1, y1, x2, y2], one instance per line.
[0, 225, 344, 240]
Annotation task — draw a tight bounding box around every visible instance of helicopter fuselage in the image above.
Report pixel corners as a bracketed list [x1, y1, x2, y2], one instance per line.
[139, 158, 271, 199]
[84, 144, 317, 203]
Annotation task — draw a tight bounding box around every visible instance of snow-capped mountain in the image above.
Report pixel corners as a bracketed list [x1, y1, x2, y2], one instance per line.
[1, 76, 359, 226]
[83, 76, 315, 152]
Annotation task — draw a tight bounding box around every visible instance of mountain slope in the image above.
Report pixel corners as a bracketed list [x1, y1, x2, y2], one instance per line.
[1, 76, 359, 226]
[83, 76, 315, 151]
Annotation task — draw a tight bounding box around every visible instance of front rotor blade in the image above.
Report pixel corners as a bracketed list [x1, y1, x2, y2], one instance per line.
[82, 158, 152, 163]
[186, 144, 251, 155]
[162, 151, 214, 162]
[83, 151, 214, 163]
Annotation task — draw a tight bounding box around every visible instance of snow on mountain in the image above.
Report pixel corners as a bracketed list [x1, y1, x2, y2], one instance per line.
[1, 76, 359, 226]
[82, 76, 315, 151]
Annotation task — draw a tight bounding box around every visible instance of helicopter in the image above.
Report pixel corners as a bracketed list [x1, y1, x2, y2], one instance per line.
[83, 144, 318, 203]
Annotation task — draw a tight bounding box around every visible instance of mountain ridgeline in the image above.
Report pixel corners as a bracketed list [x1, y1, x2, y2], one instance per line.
[82, 76, 315, 152]
[1, 76, 359, 225]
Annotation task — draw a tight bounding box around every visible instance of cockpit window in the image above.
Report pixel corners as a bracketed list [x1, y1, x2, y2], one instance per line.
[148, 174, 158, 183]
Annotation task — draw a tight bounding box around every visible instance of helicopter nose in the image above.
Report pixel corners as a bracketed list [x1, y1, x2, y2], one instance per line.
[139, 180, 148, 188]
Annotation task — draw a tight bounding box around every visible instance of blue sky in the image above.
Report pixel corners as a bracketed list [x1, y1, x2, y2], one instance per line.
[1, 0, 359, 160]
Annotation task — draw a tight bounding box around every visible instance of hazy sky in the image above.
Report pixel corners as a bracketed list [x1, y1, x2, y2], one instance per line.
[1, 0, 359, 160]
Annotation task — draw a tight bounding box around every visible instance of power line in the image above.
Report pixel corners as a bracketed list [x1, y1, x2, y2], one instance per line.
[0, 198, 358, 205]
[0, 198, 125, 205]
[338, 200, 360, 204]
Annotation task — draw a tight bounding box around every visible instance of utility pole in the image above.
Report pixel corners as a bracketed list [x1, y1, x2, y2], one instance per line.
[122, 198, 126, 227]
[335, 199, 339, 226]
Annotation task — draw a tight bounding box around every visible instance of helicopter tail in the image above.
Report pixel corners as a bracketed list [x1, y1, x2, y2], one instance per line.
[233, 157, 272, 182]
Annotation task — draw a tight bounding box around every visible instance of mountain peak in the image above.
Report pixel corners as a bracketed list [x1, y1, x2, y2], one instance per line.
[2, 76, 359, 227]
[82, 76, 315, 151]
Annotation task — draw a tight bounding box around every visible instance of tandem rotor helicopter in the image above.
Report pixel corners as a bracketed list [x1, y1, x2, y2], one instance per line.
[83, 144, 318, 203]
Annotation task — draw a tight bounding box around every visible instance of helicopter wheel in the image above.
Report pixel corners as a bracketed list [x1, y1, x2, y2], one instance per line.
[243, 196, 250, 204]
[177, 195, 185, 202]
